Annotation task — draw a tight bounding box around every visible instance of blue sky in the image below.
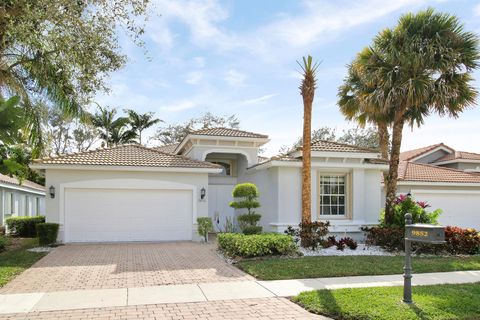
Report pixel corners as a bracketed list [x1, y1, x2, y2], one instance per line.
[96, 0, 480, 156]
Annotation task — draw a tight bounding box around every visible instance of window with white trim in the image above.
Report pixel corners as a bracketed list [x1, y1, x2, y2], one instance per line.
[319, 175, 347, 216]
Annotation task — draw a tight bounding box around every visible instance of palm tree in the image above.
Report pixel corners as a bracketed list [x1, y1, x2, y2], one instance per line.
[90, 106, 132, 147]
[344, 9, 479, 225]
[298, 55, 320, 224]
[125, 109, 161, 145]
[109, 123, 137, 146]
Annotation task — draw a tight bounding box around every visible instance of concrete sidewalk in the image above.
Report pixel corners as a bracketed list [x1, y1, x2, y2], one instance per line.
[0, 270, 478, 314]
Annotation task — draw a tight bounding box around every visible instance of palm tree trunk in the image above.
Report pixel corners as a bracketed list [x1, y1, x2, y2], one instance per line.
[377, 122, 389, 161]
[302, 98, 312, 223]
[139, 130, 142, 145]
[384, 115, 404, 225]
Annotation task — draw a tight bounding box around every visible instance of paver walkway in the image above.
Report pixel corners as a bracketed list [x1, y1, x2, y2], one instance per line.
[0, 270, 478, 316]
[0, 243, 252, 294]
[0, 298, 326, 320]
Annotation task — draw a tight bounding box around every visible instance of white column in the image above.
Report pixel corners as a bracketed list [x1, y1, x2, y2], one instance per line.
[352, 168, 365, 221]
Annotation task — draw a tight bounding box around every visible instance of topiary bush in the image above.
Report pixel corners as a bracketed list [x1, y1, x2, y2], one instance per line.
[6, 216, 45, 237]
[197, 217, 213, 242]
[217, 233, 297, 258]
[229, 183, 263, 235]
[36, 223, 59, 246]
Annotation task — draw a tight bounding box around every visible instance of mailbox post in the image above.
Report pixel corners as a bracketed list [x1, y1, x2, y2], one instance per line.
[403, 213, 446, 304]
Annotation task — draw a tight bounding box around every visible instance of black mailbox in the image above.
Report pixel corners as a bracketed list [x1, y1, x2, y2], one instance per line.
[405, 224, 445, 244]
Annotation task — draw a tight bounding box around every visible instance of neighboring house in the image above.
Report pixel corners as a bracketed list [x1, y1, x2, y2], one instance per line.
[393, 143, 480, 229]
[0, 173, 46, 225]
[31, 128, 388, 243]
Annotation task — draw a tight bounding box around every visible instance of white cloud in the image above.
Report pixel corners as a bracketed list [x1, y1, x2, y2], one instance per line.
[185, 71, 204, 85]
[242, 94, 278, 105]
[193, 56, 206, 68]
[474, 4, 480, 16]
[224, 69, 246, 87]
[160, 99, 198, 112]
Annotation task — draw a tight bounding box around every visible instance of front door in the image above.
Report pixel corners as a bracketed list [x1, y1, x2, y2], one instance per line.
[208, 185, 235, 232]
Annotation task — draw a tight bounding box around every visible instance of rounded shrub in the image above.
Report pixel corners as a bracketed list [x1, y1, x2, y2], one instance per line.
[36, 223, 59, 246]
[217, 233, 297, 258]
[6, 216, 45, 237]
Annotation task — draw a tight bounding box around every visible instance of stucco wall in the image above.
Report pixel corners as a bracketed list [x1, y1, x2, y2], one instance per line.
[396, 184, 480, 229]
[45, 169, 209, 241]
[1, 187, 45, 225]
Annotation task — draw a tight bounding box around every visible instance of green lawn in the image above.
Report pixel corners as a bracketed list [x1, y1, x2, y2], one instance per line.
[293, 283, 480, 320]
[237, 255, 480, 280]
[0, 238, 47, 287]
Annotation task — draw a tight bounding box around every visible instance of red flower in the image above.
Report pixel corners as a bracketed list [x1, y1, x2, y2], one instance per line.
[394, 194, 408, 204]
[416, 201, 430, 209]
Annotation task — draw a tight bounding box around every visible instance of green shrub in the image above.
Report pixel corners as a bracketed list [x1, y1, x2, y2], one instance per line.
[242, 226, 263, 235]
[285, 221, 330, 250]
[217, 233, 297, 258]
[0, 236, 6, 251]
[237, 214, 262, 234]
[6, 216, 45, 237]
[197, 217, 213, 242]
[381, 194, 441, 227]
[36, 223, 59, 246]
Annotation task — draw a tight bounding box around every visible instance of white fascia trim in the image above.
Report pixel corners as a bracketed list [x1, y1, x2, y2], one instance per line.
[433, 159, 480, 165]
[409, 146, 453, 162]
[248, 161, 389, 171]
[396, 181, 480, 187]
[290, 150, 380, 159]
[30, 164, 222, 174]
[411, 189, 480, 194]
[0, 182, 45, 195]
[174, 134, 270, 154]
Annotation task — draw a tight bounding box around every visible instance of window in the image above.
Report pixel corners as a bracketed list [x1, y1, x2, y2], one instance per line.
[210, 160, 233, 176]
[25, 196, 30, 216]
[36, 197, 41, 216]
[319, 175, 347, 217]
[6, 193, 14, 215]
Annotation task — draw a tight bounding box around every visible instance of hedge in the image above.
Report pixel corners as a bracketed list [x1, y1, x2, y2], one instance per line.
[217, 233, 297, 258]
[37, 223, 59, 246]
[0, 236, 6, 251]
[5, 216, 45, 237]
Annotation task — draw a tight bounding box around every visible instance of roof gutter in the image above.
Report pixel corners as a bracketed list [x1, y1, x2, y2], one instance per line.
[0, 182, 45, 195]
[174, 134, 270, 154]
[30, 163, 222, 174]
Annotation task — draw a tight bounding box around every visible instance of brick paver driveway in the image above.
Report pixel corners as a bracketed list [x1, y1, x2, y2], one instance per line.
[0, 242, 252, 294]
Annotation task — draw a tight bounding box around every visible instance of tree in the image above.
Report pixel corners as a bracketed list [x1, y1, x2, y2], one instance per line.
[72, 121, 98, 152]
[46, 108, 73, 156]
[298, 55, 319, 224]
[0, 0, 149, 155]
[0, 144, 44, 185]
[279, 126, 379, 154]
[0, 96, 24, 145]
[125, 109, 161, 145]
[343, 9, 479, 225]
[154, 112, 241, 145]
[109, 122, 137, 146]
[90, 106, 132, 147]
[229, 183, 262, 235]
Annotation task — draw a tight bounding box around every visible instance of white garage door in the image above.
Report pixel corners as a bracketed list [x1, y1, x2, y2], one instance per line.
[65, 188, 193, 242]
[413, 192, 480, 229]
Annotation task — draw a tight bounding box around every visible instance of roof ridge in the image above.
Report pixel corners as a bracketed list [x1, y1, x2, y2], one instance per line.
[148, 146, 222, 167]
[311, 139, 380, 153]
[401, 142, 454, 161]
[34, 143, 138, 163]
[408, 161, 479, 175]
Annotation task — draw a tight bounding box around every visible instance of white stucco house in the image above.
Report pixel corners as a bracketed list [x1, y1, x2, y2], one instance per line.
[31, 128, 389, 243]
[0, 173, 46, 226]
[394, 143, 480, 229]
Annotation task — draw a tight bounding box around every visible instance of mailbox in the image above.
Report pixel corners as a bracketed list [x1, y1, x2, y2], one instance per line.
[405, 224, 445, 244]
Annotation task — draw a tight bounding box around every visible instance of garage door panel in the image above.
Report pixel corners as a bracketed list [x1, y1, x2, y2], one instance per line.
[65, 188, 193, 242]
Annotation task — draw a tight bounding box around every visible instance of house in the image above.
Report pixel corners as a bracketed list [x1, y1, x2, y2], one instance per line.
[31, 128, 388, 243]
[0, 173, 46, 225]
[395, 144, 480, 229]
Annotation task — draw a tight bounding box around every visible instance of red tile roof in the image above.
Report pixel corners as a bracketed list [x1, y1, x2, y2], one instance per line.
[34, 144, 221, 169]
[153, 143, 179, 154]
[398, 161, 480, 183]
[190, 128, 268, 139]
[309, 140, 380, 153]
[399, 143, 454, 161]
[0, 173, 45, 192]
[434, 151, 480, 163]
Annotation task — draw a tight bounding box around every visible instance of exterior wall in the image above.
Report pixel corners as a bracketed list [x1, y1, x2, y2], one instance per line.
[1, 186, 45, 225]
[44, 169, 209, 242]
[413, 150, 449, 164]
[186, 145, 260, 167]
[245, 162, 384, 237]
[396, 184, 480, 229]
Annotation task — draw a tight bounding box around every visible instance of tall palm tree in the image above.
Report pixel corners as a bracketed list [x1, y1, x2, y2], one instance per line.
[125, 109, 161, 145]
[109, 123, 137, 146]
[298, 55, 319, 224]
[344, 9, 479, 225]
[90, 106, 131, 147]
